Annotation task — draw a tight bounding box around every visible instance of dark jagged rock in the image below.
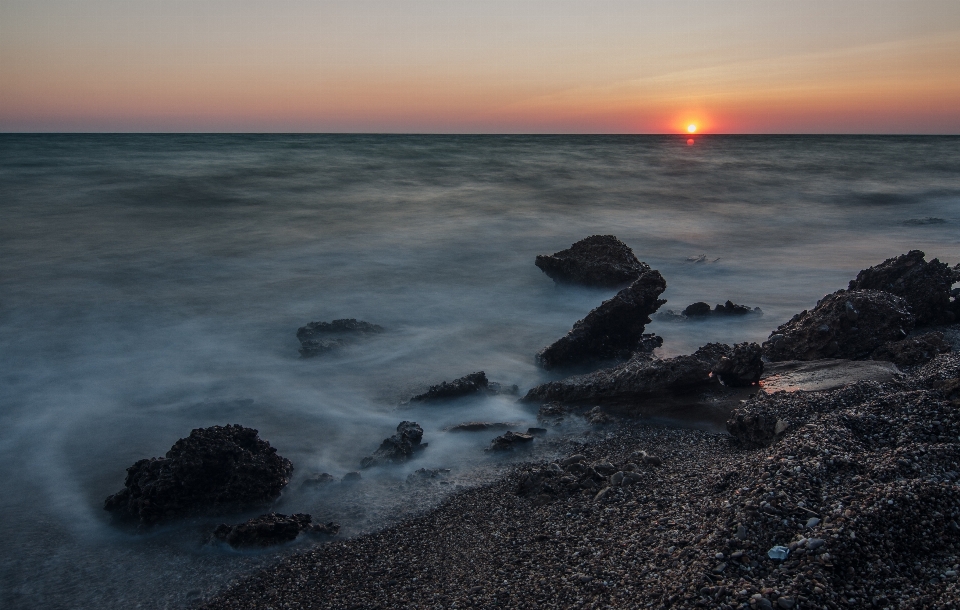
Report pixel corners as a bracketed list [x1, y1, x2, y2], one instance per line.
[726, 410, 788, 447]
[214, 513, 307, 548]
[762, 289, 915, 362]
[488, 431, 535, 452]
[848, 250, 959, 326]
[104, 425, 293, 526]
[524, 343, 733, 406]
[536, 270, 667, 370]
[682, 300, 762, 318]
[713, 342, 764, 387]
[360, 421, 426, 469]
[409, 371, 516, 402]
[296, 318, 384, 357]
[536, 402, 572, 425]
[534, 235, 650, 287]
[870, 332, 951, 367]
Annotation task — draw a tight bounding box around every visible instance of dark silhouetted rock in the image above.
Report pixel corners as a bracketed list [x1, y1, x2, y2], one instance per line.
[214, 513, 307, 548]
[488, 431, 535, 452]
[726, 410, 788, 447]
[527, 427, 547, 436]
[524, 343, 733, 406]
[535, 235, 650, 287]
[762, 289, 914, 362]
[713, 342, 764, 387]
[409, 372, 516, 402]
[680, 301, 761, 318]
[296, 318, 384, 357]
[870, 332, 951, 367]
[360, 421, 426, 468]
[536, 270, 667, 370]
[848, 250, 959, 326]
[342, 471, 362, 482]
[104, 425, 293, 526]
[683, 302, 712, 317]
[537, 402, 572, 425]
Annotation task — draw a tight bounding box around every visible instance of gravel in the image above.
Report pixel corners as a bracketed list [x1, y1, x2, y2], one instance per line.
[200, 351, 960, 610]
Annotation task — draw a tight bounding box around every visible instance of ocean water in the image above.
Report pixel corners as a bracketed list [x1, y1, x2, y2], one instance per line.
[1, 134, 958, 608]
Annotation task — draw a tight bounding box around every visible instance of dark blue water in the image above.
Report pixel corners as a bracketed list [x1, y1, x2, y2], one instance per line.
[1, 135, 959, 608]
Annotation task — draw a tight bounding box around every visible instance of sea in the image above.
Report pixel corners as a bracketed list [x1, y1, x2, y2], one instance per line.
[1, 134, 958, 609]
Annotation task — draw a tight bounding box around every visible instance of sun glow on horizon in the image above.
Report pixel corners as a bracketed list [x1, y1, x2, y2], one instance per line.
[687, 124, 697, 133]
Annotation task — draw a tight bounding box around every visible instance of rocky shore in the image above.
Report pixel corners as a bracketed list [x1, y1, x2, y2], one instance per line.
[177, 245, 960, 608]
[200, 345, 960, 609]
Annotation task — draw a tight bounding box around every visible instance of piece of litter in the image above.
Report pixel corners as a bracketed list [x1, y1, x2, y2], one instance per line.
[767, 545, 790, 561]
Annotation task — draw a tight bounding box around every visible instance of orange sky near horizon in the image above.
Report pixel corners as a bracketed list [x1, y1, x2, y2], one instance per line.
[1, 0, 959, 133]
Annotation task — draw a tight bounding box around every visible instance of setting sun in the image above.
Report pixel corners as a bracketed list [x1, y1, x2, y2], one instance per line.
[687, 124, 697, 133]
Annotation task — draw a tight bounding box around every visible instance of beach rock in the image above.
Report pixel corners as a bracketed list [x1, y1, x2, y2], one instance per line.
[488, 431, 534, 452]
[848, 250, 959, 326]
[760, 358, 901, 393]
[523, 343, 732, 406]
[726, 410, 788, 447]
[535, 270, 667, 370]
[870, 332, 951, 367]
[103, 425, 293, 526]
[537, 402, 572, 425]
[712, 342, 764, 387]
[762, 289, 914, 361]
[409, 371, 517, 402]
[296, 318, 384, 357]
[360, 421, 426, 468]
[213, 513, 313, 548]
[682, 301, 761, 317]
[535, 235, 649, 287]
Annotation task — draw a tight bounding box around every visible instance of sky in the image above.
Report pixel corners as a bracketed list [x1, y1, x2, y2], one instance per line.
[1, 0, 959, 133]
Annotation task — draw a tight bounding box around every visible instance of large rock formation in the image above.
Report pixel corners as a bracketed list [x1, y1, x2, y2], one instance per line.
[360, 421, 426, 469]
[408, 371, 517, 402]
[535, 235, 649, 287]
[848, 250, 959, 326]
[524, 343, 761, 406]
[713, 342, 764, 387]
[296, 319, 384, 357]
[536, 270, 667, 370]
[762, 289, 915, 362]
[104, 425, 293, 525]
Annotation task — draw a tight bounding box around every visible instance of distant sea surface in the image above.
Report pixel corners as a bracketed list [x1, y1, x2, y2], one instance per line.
[2, 135, 959, 609]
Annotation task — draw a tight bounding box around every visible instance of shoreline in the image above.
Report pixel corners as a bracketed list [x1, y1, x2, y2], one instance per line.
[200, 347, 960, 609]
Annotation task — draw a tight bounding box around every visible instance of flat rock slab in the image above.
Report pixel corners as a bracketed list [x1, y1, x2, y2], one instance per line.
[760, 359, 901, 394]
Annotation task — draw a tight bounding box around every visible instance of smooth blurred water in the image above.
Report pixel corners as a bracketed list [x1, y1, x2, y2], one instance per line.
[1, 134, 959, 608]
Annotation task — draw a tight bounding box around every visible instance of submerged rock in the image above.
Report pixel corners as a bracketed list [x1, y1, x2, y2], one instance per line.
[870, 332, 952, 367]
[213, 513, 339, 548]
[525, 343, 735, 406]
[536, 270, 667, 370]
[103, 425, 293, 526]
[409, 371, 517, 402]
[762, 289, 914, 361]
[360, 421, 426, 468]
[681, 301, 762, 318]
[296, 318, 384, 357]
[535, 235, 649, 287]
[488, 431, 535, 452]
[848, 250, 959, 326]
[300, 472, 336, 488]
